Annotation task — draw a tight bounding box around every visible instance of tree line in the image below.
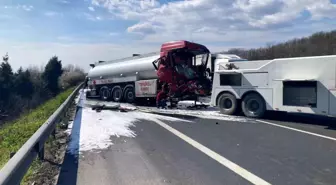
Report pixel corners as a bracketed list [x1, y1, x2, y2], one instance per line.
[225, 30, 336, 60]
[0, 54, 86, 123]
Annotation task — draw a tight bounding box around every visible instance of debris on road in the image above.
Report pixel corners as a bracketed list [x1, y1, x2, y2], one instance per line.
[83, 95, 252, 123]
[177, 100, 210, 109]
[86, 101, 138, 113]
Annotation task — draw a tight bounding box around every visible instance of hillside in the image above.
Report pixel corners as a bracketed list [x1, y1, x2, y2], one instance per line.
[226, 30, 336, 60]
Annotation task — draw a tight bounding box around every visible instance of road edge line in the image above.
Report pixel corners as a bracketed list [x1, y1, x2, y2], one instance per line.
[150, 117, 272, 185]
[256, 120, 336, 141]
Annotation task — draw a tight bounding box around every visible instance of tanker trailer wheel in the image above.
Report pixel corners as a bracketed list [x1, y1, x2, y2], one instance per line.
[99, 86, 111, 101]
[217, 93, 237, 115]
[112, 86, 123, 102]
[123, 86, 135, 103]
[241, 92, 266, 118]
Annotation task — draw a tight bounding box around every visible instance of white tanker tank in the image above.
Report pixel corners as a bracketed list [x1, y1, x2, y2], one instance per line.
[86, 52, 162, 103]
[87, 52, 160, 81]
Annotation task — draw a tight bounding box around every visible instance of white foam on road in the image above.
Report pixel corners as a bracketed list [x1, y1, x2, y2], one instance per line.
[83, 90, 248, 122]
[140, 107, 253, 123]
[66, 107, 191, 155]
[66, 89, 250, 155]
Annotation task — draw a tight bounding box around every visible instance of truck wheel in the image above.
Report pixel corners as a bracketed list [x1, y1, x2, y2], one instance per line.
[112, 86, 123, 102]
[99, 86, 110, 101]
[124, 87, 135, 103]
[241, 93, 266, 118]
[217, 93, 237, 115]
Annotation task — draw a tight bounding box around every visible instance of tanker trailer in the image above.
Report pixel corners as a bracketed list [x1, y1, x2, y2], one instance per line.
[86, 40, 212, 104]
[86, 52, 161, 103]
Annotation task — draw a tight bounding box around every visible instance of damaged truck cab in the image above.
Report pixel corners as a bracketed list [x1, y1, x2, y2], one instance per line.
[153, 41, 212, 102]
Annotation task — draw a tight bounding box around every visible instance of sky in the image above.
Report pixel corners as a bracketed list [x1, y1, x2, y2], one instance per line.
[0, 0, 335, 71]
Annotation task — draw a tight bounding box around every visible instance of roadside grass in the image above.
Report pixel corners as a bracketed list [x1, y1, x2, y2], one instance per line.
[0, 87, 75, 173]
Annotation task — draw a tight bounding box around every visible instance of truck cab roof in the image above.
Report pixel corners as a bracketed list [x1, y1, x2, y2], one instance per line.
[160, 40, 209, 56]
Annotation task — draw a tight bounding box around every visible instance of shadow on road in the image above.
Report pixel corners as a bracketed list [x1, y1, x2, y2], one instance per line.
[57, 100, 83, 185]
[263, 111, 336, 130]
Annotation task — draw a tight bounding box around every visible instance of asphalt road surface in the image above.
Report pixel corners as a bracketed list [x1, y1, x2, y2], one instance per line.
[57, 97, 336, 185]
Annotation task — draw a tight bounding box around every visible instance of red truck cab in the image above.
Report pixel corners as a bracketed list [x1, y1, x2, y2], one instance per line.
[153, 40, 212, 102]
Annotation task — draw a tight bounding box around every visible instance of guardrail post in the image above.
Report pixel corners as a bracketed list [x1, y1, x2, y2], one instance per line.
[38, 146, 44, 161]
[52, 129, 56, 139]
[35, 143, 44, 161]
[10, 152, 16, 159]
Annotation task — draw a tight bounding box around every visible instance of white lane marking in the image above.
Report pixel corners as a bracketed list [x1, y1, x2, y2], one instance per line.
[150, 118, 272, 185]
[256, 120, 336, 141]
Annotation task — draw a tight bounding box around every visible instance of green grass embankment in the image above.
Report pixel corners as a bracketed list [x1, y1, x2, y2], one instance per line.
[0, 87, 75, 169]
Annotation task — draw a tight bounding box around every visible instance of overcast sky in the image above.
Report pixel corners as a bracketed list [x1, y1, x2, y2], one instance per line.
[0, 0, 335, 72]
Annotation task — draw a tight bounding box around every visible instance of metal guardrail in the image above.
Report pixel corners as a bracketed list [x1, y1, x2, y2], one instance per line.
[0, 83, 83, 185]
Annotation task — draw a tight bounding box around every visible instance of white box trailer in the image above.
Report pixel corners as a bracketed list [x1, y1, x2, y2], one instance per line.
[210, 55, 336, 118]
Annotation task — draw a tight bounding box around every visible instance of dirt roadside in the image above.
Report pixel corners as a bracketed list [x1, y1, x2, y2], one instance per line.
[24, 99, 78, 185]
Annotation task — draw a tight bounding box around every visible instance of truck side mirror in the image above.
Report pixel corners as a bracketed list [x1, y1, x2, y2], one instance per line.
[152, 59, 159, 70]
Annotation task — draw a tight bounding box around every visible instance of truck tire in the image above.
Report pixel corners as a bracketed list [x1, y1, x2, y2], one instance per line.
[124, 86, 135, 103]
[241, 93, 266, 118]
[217, 93, 237, 115]
[112, 86, 123, 102]
[99, 86, 110, 101]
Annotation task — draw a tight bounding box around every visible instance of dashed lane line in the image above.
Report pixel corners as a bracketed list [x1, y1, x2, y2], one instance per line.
[150, 117, 272, 185]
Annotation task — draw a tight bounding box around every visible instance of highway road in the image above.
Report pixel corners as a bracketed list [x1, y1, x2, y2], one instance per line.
[56, 93, 336, 185]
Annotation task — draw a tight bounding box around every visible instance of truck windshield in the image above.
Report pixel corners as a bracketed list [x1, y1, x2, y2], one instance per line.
[195, 53, 210, 66]
[201, 53, 209, 65]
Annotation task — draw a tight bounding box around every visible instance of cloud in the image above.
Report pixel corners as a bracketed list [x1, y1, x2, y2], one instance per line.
[127, 22, 159, 34]
[88, 6, 95, 11]
[0, 14, 12, 19]
[81, 12, 103, 21]
[109, 32, 119, 36]
[16, 5, 34, 11]
[92, 0, 160, 20]
[2, 0, 336, 74]
[57, 36, 75, 41]
[59, 0, 70, 4]
[92, 0, 336, 44]
[45, 11, 61, 17]
[305, 0, 336, 19]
